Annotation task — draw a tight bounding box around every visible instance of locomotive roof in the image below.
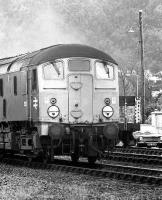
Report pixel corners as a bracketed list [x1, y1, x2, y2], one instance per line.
[0, 56, 19, 66]
[29, 44, 118, 65]
[0, 44, 117, 73]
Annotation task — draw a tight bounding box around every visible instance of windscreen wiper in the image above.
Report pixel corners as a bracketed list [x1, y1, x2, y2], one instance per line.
[103, 62, 110, 77]
[51, 62, 60, 76]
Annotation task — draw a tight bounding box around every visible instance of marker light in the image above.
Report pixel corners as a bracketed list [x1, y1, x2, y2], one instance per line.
[102, 106, 113, 118]
[50, 98, 57, 105]
[104, 98, 110, 105]
[47, 105, 60, 118]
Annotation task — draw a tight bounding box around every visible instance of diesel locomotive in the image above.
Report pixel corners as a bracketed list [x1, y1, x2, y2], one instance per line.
[0, 44, 119, 164]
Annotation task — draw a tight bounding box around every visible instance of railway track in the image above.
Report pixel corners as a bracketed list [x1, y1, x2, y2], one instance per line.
[1, 157, 162, 186]
[113, 147, 162, 155]
[106, 147, 162, 165]
[108, 152, 162, 165]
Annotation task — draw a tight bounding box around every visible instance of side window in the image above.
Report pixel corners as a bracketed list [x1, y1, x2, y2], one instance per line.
[14, 76, 17, 96]
[20, 71, 27, 94]
[0, 79, 3, 97]
[32, 69, 37, 91]
[3, 99, 6, 118]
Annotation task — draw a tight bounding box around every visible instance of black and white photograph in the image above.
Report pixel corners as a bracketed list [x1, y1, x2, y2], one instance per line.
[0, 0, 161, 199]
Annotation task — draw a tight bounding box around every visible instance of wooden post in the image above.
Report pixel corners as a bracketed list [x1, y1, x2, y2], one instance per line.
[139, 10, 145, 124]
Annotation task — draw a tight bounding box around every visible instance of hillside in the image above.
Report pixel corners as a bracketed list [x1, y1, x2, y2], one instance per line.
[55, 0, 162, 74]
[0, 0, 161, 73]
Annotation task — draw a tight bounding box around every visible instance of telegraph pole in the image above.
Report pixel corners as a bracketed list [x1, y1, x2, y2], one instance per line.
[139, 10, 145, 124]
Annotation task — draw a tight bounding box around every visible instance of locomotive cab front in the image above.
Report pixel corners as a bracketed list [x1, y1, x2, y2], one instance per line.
[35, 54, 119, 163]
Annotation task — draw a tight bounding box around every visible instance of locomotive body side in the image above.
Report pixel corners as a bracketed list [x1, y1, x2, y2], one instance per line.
[0, 62, 29, 151]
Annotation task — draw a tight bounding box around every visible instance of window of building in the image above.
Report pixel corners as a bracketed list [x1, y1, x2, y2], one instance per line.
[21, 139, 26, 146]
[28, 139, 32, 146]
[0, 79, 3, 97]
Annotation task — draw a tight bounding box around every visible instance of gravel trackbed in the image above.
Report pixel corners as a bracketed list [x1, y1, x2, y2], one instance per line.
[0, 163, 161, 200]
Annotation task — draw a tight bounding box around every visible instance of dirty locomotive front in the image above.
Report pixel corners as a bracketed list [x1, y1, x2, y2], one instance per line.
[0, 44, 119, 164]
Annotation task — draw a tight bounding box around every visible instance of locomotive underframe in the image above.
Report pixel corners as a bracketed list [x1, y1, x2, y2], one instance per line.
[0, 121, 119, 163]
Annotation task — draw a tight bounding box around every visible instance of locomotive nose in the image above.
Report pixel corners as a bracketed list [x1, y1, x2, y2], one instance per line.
[103, 123, 119, 140]
[68, 74, 93, 123]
